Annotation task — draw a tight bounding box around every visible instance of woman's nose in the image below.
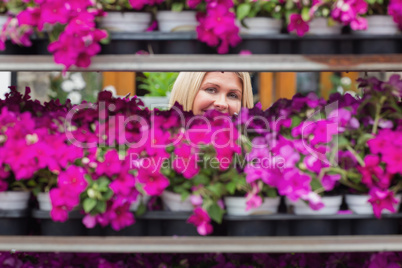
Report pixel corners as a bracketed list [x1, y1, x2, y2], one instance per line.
[214, 95, 228, 111]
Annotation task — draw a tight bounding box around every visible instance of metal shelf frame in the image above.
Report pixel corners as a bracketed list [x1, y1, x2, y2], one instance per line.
[2, 236, 402, 253]
[1, 54, 402, 72]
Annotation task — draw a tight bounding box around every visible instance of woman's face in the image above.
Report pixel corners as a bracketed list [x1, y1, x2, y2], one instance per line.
[192, 72, 243, 116]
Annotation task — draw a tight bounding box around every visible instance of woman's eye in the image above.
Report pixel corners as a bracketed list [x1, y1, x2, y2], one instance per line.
[205, 88, 216, 93]
[228, 92, 240, 99]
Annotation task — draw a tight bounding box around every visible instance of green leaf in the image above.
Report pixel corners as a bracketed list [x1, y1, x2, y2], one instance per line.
[83, 198, 97, 213]
[172, 3, 184, 12]
[207, 203, 225, 224]
[237, 3, 251, 21]
[357, 133, 374, 147]
[135, 202, 146, 217]
[207, 184, 225, 197]
[301, 7, 311, 22]
[291, 115, 302, 128]
[226, 182, 237, 195]
[102, 189, 114, 201]
[311, 177, 322, 192]
[193, 174, 210, 186]
[265, 187, 278, 198]
[95, 200, 107, 213]
[181, 191, 190, 202]
[338, 136, 350, 147]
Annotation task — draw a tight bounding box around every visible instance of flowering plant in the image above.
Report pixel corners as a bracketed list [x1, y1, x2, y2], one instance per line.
[327, 75, 402, 217]
[285, 0, 368, 36]
[235, 0, 284, 22]
[4, 0, 108, 71]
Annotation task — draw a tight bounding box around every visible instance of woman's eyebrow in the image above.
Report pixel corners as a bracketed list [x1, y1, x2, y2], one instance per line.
[202, 82, 220, 88]
[230, 89, 242, 93]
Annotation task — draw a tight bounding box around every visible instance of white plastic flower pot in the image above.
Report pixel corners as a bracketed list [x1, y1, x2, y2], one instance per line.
[37, 192, 52, 211]
[239, 17, 282, 34]
[161, 191, 193, 211]
[139, 96, 170, 109]
[130, 194, 151, 211]
[308, 17, 342, 35]
[100, 12, 152, 32]
[0, 15, 8, 29]
[224, 196, 280, 216]
[353, 15, 399, 35]
[156, 11, 197, 32]
[345, 194, 402, 214]
[286, 195, 342, 215]
[0, 191, 30, 210]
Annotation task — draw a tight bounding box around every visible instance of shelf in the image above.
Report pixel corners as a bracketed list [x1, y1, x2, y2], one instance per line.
[1, 54, 402, 72]
[2, 235, 402, 253]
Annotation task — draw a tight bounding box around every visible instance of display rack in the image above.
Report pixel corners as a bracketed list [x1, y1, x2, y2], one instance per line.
[2, 236, 402, 253]
[1, 54, 402, 72]
[2, 32, 402, 253]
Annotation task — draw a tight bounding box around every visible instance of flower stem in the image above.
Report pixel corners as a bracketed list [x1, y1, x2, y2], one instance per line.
[346, 145, 365, 167]
[372, 96, 386, 135]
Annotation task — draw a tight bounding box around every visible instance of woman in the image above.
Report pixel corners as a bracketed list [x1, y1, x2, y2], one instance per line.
[169, 72, 254, 115]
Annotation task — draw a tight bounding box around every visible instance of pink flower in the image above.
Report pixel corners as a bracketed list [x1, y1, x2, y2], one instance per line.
[303, 155, 323, 174]
[190, 195, 203, 206]
[187, 207, 213, 236]
[301, 192, 324, 211]
[187, 0, 202, 8]
[389, 0, 402, 30]
[287, 14, 309, 37]
[82, 214, 97, 229]
[137, 167, 170, 196]
[239, 50, 252, 55]
[50, 188, 80, 210]
[196, 5, 240, 54]
[321, 174, 341, 191]
[145, 127, 171, 159]
[245, 183, 263, 211]
[277, 169, 312, 201]
[331, 0, 367, 30]
[382, 146, 402, 174]
[96, 150, 122, 177]
[368, 188, 399, 218]
[108, 202, 134, 231]
[50, 206, 69, 222]
[357, 155, 390, 189]
[173, 143, 200, 179]
[187, 124, 212, 145]
[109, 172, 137, 198]
[58, 166, 88, 194]
[246, 194, 262, 211]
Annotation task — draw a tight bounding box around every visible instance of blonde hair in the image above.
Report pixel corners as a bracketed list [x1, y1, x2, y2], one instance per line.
[169, 72, 254, 111]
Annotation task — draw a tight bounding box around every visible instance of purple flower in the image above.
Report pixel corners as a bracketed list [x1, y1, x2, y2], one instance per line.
[137, 166, 170, 196]
[277, 169, 312, 201]
[187, 207, 213, 236]
[368, 188, 399, 218]
[287, 14, 309, 37]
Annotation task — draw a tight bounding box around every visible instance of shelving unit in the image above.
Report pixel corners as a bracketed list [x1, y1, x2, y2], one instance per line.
[2, 32, 402, 253]
[2, 236, 402, 253]
[1, 54, 402, 72]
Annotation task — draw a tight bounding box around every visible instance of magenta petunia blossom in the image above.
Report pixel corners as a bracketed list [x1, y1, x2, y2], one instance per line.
[277, 169, 312, 201]
[368, 188, 399, 218]
[58, 165, 88, 194]
[137, 167, 170, 196]
[96, 150, 122, 177]
[287, 14, 309, 37]
[173, 143, 200, 179]
[187, 207, 213, 236]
